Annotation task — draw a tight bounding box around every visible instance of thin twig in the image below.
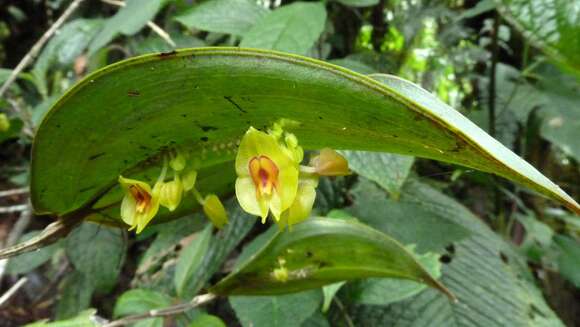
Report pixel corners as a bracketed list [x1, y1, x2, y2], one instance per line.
[0, 0, 87, 98]
[0, 208, 32, 282]
[333, 297, 355, 327]
[0, 277, 28, 307]
[0, 204, 29, 214]
[100, 0, 176, 47]
[0, 214, 82, 260]
[102, 293, 217, 327]
[0, 188, 29, 198]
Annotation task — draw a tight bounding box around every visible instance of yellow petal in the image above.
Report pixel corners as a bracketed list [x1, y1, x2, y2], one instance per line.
[235, 177, 269, 220]
[269, 190, 283, 221]
[159, 175, 183, 211]
[135, 182, 161, 234]
[279, 176, 318, 229]
[120, 193, 137, 228]
[203, 194, 228, 229]
[118, 175, 152, 194]
[277, 159, 299, 212]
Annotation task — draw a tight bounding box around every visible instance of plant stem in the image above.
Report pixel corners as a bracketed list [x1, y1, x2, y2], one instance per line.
[488, 11, 500, 137]
[103, 293, 217, 327]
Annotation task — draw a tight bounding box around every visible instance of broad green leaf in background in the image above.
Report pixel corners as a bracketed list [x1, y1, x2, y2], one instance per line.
[211, 218, 452, 298]
[138, 214, 205, 265]
[476, 63, 580, 161]
[174, 204, 256, 297]
[341, 150, 414, 199]
[25, 309, 98, 327]
[65, 223, 126, 292]
[492, 64, 545, 123]
[498, 0, 580, 78]
[6, 231, 60, 274]
[537, 73, 580, 162]
[347, 178, 565, 327]
[240, 3, 327, 55]
[129, 34, 206, 56]
[33, 18, 104, 92]
[175, 0, 268, 36]
[189, 314, 226, 327]
[348, 248, 442, 306]
[55, 271, 95, 320]
[230, 290, 322, 327]
[348, 180, 470, 253]
[554, 235, 580, 287]
[89, 0, 166, 54]
[30, 48, 580, 224]
[515, 213, 554, 262]
[302, 313, 330, 327]
[114, 289, 173, 327]
[174, 224, 212, 298]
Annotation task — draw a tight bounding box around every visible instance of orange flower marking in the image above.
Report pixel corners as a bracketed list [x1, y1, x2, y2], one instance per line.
[249, 155, 279, 197]
[129, 184, 152, 213]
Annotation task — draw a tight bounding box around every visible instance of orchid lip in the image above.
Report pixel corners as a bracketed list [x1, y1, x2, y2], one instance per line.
[129, 184, 151, 213]
[249, 155, 279, 197]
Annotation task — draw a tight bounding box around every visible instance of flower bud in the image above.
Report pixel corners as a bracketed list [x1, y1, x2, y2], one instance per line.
[203, 194, 228, 229]
[169, 150, 186, 172]
[284, 133, 304, 163]
[0, 113, 10, 132]
[273, 266, 289, 282]
[310, 148, 350, 176]
[182, 169, 197, 192]
[159, 176, 183, 211]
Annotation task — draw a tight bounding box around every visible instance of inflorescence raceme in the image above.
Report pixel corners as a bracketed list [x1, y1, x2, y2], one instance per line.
[118, 123, 350, 233]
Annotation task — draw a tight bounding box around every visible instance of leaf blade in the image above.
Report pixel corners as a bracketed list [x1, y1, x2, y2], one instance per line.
[174, 224, 213, 298]
[30, 47, 580, 218]
[210, 218, 453, 299]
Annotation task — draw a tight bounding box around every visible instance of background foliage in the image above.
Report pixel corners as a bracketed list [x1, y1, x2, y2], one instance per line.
[0, 0, 578, 326]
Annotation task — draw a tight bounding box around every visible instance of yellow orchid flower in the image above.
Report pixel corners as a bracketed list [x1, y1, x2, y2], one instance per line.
[235, 127, 299, 222]
[119, 176, 162, 234]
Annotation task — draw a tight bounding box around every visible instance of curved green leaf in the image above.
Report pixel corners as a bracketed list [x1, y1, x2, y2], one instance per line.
[210, 218, 453, 298]
[30, 47, 579, 218]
